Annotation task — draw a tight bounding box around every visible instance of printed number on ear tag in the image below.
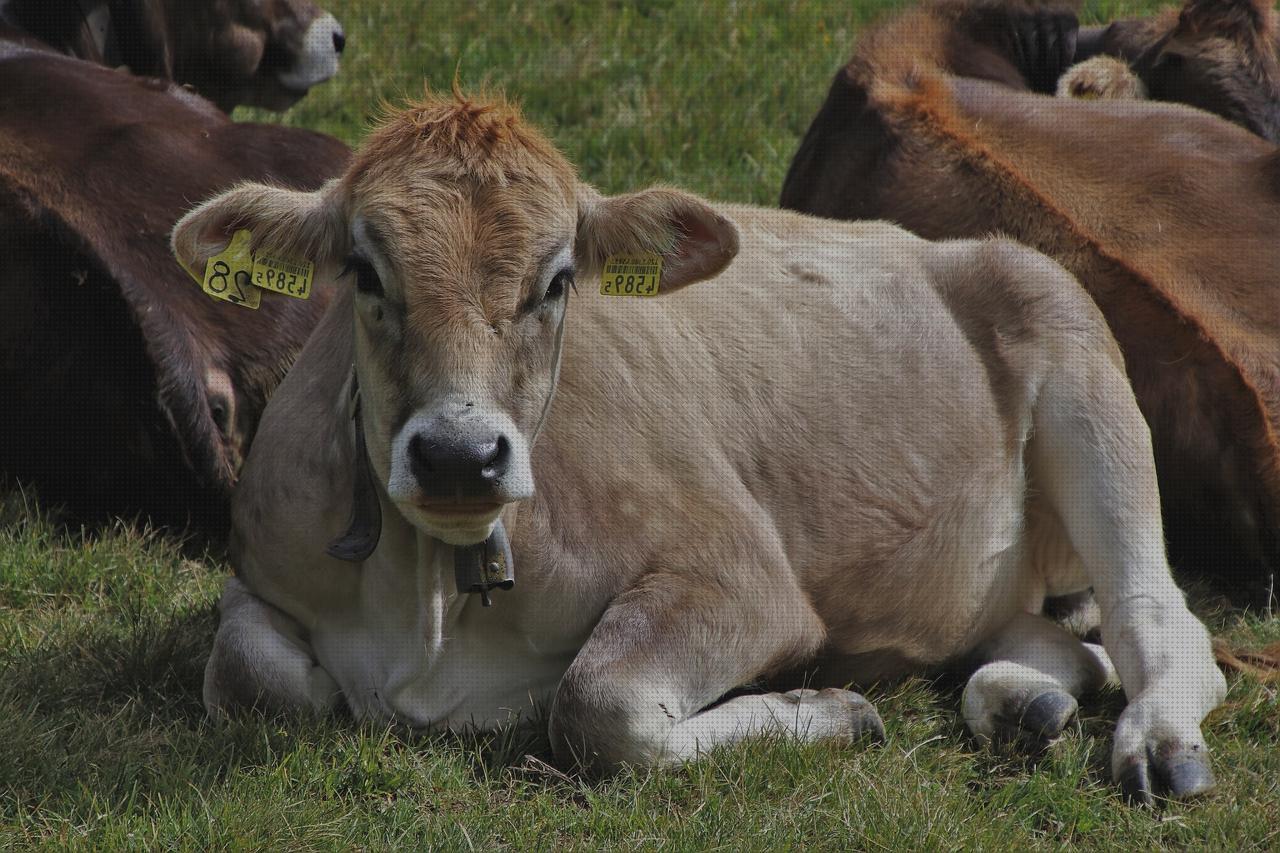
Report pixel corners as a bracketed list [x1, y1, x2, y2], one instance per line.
[601, 254, 663, 297]
[200, 229, 261, 309]
[251, 249, 314, 299]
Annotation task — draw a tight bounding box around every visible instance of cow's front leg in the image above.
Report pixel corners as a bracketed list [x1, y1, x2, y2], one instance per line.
[203, 576, 342, 718]
[963, 612, 1116, 745]
[1028, 354, 1228, 803]
[548, 567, 883, 774]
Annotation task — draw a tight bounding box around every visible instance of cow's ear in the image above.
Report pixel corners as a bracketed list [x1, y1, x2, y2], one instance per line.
[171, 179, 347, 281]
[575, 185, 738, 294]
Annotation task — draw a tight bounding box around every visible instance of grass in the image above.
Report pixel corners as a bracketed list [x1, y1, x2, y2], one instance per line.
[4, 0, 1279, 847]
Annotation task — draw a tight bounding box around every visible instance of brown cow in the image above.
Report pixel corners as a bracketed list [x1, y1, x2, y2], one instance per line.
[0, 36, 349, 527]
[781, 0, 1280, 605]
[0, 0, 344, 111]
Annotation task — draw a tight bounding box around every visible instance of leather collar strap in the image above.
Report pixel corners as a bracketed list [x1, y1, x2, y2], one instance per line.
[325, 372, 383, 562]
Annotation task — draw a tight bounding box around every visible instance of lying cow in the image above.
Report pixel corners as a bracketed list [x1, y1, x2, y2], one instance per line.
[174, 91, 1226, 804]
[0, 0, 344, 110]
[781, 0, 1280, 605]
[0, 31, 348, 527]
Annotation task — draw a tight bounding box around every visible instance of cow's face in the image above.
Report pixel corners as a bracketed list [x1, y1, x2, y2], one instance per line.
[173, 93, 737, 546]
[169, 0, 345, 111]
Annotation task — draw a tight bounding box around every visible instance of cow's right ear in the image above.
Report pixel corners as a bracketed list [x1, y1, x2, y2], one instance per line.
[171, 179, 348, 279]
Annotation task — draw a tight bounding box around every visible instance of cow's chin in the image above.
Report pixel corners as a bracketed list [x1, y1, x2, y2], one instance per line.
[240, 78, 311, 112]
[401, 502, 506, 546]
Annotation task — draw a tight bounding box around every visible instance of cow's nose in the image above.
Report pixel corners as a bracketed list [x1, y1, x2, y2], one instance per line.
[408, 431, 510, 498]
[332, 28, 346, 54]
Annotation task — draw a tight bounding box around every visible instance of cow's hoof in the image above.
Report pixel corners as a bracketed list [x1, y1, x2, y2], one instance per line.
[963, 667, 1079, 748]
[1117, 742, 1216, 806]
[1018, 689, 1077, 742]
[783, 687, 886, 744]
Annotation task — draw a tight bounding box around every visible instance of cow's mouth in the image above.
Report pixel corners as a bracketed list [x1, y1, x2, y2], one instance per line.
[413, 500, 504, 519]
[406, 499, 505, 547]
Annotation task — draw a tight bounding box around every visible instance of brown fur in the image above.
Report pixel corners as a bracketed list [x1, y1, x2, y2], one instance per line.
[0, 40, 349, 527]
[1101, 0, 1280, 139]
[0, 0, 340, 111]
[781, 0, 1280, 602]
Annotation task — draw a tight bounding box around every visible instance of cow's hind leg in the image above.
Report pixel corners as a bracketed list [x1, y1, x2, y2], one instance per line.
[1028, 341, 1227, 803]
[963, 612, 1114, 745]
[548, 550, 883, 775]
[203, 576, 342, 718]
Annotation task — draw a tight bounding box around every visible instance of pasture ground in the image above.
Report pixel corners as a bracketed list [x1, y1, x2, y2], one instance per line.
[3, 0, 1279, 847]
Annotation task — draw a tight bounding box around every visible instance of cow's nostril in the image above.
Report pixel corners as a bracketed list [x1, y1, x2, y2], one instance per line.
[332, 30, 346, 54]
[409, 434, 434, 474]
[481, 436, 511, 481]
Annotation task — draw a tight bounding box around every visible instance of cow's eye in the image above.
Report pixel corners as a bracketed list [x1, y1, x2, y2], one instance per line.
[544, 268, 573, 302]
[343, 255, 383, 297]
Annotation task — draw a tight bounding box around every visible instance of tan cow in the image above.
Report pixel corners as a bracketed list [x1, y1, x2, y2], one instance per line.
[173, 91, 1225, 804]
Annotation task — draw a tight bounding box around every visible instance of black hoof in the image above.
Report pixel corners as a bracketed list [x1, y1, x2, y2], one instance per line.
[1118, 743, 1217, 806]
[856, 706, 887, 744]
[1161, 748, 1217, 801]
[1119, 760, 1154, 807]
[1020, 690, 1077, 741]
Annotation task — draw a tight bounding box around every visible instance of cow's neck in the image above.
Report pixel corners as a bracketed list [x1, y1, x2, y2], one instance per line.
[66, 0, 125, 66]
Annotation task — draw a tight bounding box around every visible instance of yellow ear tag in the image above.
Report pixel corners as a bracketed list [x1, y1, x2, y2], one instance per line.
[251, 247, 314, 300]
[600, 254, 663, 297]
[199, 229, 261, 309]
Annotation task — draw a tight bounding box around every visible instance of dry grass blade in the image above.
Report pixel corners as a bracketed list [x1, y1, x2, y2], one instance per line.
[1213, 637, 1280, 682]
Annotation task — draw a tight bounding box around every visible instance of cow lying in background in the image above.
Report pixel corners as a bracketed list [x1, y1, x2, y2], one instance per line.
[781, 0, 1280, 605]
[175, 91, 1225, 805]
[0, 0, 344, 111]
[0, 33, 349, 528]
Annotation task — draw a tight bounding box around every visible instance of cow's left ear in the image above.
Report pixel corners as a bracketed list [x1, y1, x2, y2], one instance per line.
[575, 185, 739, 294]
[172, 178, 348, 281]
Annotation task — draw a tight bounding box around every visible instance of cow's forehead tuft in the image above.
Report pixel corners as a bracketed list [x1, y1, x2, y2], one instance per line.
[344, 88, 578, 191]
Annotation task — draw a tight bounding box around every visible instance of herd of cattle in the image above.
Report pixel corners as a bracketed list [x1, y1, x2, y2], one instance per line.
[4, 0, 1279, 805]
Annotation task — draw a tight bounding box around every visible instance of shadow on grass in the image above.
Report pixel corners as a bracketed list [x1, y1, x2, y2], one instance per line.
[0, 597, 564, 822]
[0, 480, 231, 565]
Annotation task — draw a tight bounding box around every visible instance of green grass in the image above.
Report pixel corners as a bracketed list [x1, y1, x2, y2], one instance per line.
[5, 0, 1280, 847]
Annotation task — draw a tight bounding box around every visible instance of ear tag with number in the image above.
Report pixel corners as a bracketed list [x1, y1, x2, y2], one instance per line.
[198, 229, 261, 309]
[251, 248, 314, 300]
[600, 254, 663, 297]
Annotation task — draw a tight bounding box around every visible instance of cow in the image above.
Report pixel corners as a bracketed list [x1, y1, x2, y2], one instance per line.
[172, 90, 1226, 805]
[780, 0, 1280, 606]
[0, 34, 349, 528]
[0, 0, 344, 111]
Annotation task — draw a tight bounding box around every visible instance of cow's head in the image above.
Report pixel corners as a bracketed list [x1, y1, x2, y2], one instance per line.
[2, 0, 345, 110]
[173, 90, 737, 546]
[1110, 0, 1280, 141]
[164, 0, 345, 111]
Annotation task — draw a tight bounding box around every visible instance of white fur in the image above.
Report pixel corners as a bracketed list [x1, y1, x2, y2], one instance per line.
[276, 13, 342, 91]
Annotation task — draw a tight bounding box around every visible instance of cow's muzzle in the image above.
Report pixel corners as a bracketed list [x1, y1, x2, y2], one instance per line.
[408, 425, 511, 501]
[276, 13, 344, 92]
